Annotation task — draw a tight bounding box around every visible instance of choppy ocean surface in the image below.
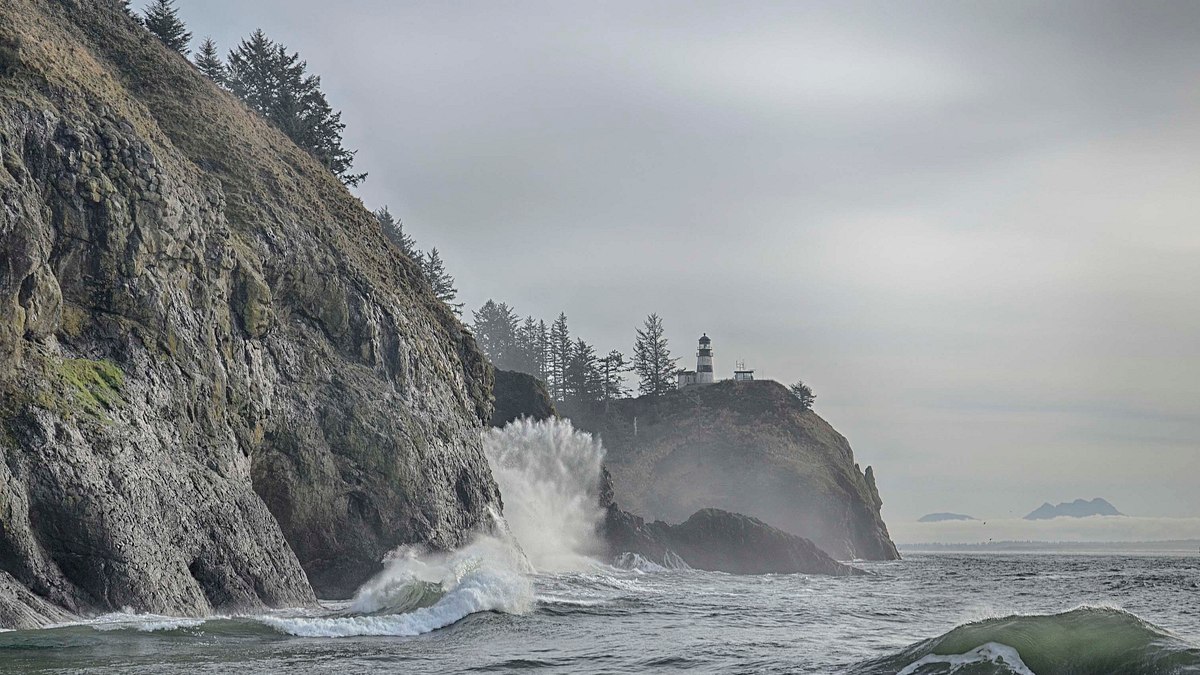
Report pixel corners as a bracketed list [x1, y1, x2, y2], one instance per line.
[2, 552, 1198, 674]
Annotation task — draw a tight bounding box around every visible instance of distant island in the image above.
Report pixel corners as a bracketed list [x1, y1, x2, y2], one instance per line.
[1024, 498, 1123, 520]
[918, 513, 977, 522]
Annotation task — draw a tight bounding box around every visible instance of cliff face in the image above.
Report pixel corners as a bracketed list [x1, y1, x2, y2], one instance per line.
[0, 0, 500, 625]
[560, 380, 899, 561]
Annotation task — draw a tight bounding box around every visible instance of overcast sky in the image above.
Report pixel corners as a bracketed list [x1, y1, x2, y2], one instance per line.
[177, 1, 1200, 525]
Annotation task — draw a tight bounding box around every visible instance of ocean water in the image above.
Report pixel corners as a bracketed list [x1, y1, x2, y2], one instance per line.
[2, 552, 1198, 674]
[4, 421, 1197, 673]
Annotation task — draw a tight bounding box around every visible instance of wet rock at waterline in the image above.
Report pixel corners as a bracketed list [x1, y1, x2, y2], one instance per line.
[603, 506, 863, 576]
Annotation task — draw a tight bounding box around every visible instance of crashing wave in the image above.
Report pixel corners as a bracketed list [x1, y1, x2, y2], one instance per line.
[261, 536, 533, 638]
[483, 417, 607, 573]
[854, 606, 1200, 675]
[662, 550, 692, 570]
[613, 552, 669, 573]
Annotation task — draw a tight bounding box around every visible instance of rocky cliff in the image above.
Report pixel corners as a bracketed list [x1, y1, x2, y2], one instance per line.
[489, 369, 556, 428]
[560, 380, 899, 560]
[0, 0, 500, 626]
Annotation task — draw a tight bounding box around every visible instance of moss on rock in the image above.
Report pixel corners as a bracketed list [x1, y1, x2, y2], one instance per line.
[56, 358, 124, 414]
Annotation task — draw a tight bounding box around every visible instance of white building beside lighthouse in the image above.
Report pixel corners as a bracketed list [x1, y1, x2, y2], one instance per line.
[677, 334, 716, 389]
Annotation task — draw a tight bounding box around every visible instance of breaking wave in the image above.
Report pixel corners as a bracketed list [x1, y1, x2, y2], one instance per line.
[854, 606, 1200, 675]
[264, 417, 609, 637]
[483, 417, 607, 572]
[261, 535, 532, 638]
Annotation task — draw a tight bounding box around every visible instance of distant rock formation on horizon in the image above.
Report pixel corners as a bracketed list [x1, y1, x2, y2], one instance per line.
[918, 513, 977, 523]
[1024, 498, 1123, 520]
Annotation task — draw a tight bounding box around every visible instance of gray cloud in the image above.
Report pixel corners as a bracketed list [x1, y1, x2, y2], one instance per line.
[179, 0, 1200, 522]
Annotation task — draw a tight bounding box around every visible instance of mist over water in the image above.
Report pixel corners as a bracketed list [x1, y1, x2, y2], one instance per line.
[483, 417, 607, 572]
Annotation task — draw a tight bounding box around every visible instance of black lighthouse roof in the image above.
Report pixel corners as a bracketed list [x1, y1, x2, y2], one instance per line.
[699, 334, 711, 344]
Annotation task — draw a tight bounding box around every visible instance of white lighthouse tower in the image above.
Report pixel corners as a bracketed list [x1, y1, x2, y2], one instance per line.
[696, 334, 715, 385]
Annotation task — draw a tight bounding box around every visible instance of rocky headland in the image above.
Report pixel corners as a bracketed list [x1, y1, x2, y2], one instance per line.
[491, 371, 871, 574]
[559, 380, 899, 561]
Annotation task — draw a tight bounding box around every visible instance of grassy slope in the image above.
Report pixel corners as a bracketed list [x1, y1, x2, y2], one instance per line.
[0, 0, 486, 414]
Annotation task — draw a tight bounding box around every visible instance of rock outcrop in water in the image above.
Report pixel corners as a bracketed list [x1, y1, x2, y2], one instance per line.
[560, 380, 899, 561]
[0, 1, 501, 626]
[603, 505, 862, 576]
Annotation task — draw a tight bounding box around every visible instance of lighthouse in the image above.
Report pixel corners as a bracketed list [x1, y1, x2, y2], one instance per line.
[676, 334, 718, 388]
[696, 334, 715, 385]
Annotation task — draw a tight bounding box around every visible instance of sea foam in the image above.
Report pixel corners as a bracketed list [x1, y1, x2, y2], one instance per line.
[897, 642, 1034, 675]
[262, 535, 532, 638]
[265, 418, 608, 637]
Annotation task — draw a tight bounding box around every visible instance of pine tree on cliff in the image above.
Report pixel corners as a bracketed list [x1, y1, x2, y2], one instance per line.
[226, 30, 366, 187]
[420, 248, 462, 315]
[514, 316, 545, 378]
[193, 37, 226, 85]
[142, 0, 192, 55]
[548, 313, 572, 401]
[564, 339, 603, 403]
[790, 380, 815, 411]
[375, 206, 418, 258]
[535, 319, 550, 382]
[600, 349, 632, 402]
[633, 313, 677, 396]
[471, 300, 519, 367]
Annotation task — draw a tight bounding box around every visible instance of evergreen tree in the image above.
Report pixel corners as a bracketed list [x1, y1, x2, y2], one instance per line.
[548, 313, 572, 401]
[375, 206, 417, 258]
[565, 339, 603, 404]
[226, 30, 276, 113]
[226, 30, 366, 186]
[420, 248, 462, 315]
[142, 0, 191, 55]
[120, 0, 140, 22]
[471, 300, 519, 367]
[513, 316, 543, 377]
[535, 319, 550, 383]
[790, 380, 815, 411]
[633, 313, 677, 396]
[193, 37, 226, 84]
[600, 349, 632, 402]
